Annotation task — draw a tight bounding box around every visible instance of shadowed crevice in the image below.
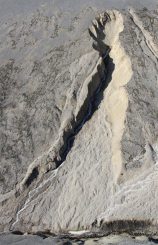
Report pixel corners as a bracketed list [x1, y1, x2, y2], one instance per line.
[11, 231, 24, 235]
[54, 14, 114, 168]
[23, 12, 114, 187]
[148, 237, 158, 244]
[25, 167, 39, 187]
[55, 54, 114, 167]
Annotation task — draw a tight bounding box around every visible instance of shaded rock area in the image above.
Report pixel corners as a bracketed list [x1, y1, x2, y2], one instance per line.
[0, 233, 158, 245]
[0, 0, 158, 243]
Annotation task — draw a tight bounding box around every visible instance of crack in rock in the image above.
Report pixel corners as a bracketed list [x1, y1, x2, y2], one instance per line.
[22, 13, 114, 188]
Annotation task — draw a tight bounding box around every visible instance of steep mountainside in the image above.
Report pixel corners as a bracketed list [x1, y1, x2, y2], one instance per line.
[0, 2, 158, 244]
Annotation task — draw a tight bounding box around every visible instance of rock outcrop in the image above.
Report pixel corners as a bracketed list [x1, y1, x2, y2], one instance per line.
[0, 233, 157, 245]
[0, 2, 158, 240]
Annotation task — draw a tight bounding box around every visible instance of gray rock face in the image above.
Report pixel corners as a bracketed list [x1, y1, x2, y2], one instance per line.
[0, 233, 157, 245]
[0, 8, 95, 194]
[0, 0, 158, 241]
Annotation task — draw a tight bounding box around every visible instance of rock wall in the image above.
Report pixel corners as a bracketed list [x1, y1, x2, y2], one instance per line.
[0, 3, 158, 238]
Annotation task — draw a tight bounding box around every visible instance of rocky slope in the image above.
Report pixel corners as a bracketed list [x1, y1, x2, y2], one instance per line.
[0, 1, 158, 243]
[0, 233, 158, 245]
